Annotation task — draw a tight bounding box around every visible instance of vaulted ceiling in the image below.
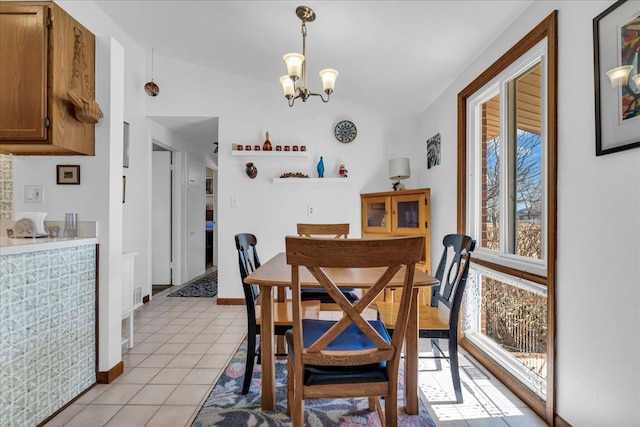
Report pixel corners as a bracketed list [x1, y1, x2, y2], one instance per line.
[94, 1, 534, 117]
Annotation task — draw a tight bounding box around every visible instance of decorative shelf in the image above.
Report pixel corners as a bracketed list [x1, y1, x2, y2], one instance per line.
[231, 151, 309, 158]
[272, 178, 348, 183]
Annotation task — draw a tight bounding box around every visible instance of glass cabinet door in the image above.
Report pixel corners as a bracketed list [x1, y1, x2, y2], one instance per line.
[362, 196, 391, 233]
[391, 193, 426, 234]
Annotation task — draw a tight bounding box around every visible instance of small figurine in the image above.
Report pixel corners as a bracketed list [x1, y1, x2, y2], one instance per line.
[339, 164, 348, 178]
[262, 131, 272, 151]
[245, 162, 258, 179]
[317, 156, 325, 178]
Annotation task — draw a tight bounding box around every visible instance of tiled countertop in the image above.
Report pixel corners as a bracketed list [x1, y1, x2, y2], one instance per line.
[0, 236, 99, 255]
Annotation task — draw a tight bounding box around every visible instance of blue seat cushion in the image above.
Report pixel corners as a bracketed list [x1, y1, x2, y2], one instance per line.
[301, 288, 359, 303]
[285, 319, 391, 386]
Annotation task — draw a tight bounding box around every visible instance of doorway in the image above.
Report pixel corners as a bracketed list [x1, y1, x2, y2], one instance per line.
[205, 166, 216, 271]
[152, 143, 173, 295]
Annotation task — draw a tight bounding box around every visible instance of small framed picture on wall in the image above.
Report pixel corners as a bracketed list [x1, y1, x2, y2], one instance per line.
[56, 165, 81, 185]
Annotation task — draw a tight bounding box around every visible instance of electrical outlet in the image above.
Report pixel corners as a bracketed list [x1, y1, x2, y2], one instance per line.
[231, 196, 239, 208]
[307, 204, 314, 216]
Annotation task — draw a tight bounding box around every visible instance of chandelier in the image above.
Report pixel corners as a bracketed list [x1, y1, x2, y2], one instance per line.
[279, 6, 338, 107]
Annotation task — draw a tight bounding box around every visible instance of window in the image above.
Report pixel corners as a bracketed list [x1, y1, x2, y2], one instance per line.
[468, 44, 546, 276]
[457, 12, 557, 423]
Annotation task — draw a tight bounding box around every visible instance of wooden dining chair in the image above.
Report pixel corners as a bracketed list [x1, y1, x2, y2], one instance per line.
[296, 223, 359, 307]
[234, 233, 321, 395]
[376, 233, 475, 403]
[296, 223, 350, 239]
[285, 235, 424, 427]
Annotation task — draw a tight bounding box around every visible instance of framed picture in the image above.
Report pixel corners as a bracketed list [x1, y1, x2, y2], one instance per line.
[206, 177, 213, 195]
[56, 165, 80, 185]
[123, 121, 130, 167]
[122, 176, 126, 203]
[426, 133, 441, 169]
[593, 0, 640, 156]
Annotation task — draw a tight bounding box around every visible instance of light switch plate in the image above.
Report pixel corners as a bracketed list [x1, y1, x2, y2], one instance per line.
[24, 185, 43, 203]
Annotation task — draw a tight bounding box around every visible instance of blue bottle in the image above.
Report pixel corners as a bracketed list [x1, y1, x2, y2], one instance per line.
[317, 156, 325, 178]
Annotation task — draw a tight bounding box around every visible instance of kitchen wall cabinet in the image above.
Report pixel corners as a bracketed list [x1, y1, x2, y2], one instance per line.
[0, 2, 96, 155]
[361, 188, 431, 274]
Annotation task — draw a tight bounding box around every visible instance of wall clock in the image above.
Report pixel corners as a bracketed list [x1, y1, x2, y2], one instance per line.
[334, 120, 357, 143]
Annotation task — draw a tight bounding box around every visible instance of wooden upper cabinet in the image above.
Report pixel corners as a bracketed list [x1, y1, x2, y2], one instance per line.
[0, 5, 48, 141]
[0, 2, 96, 155]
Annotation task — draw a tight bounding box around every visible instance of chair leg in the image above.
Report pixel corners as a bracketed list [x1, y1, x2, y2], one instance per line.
[384, 390, 396, 427]
[431, 338, 442, 371]
[371, 397, 385, 426]
[291, 362, 304, 427]
[449, 336, 463, 403]
[287, 356, 293, 417]
[242, 331, 257, 395]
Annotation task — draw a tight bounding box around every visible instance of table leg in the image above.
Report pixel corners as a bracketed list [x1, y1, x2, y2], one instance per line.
[261, 285, 276, 410]
[404, 287, 420, 415]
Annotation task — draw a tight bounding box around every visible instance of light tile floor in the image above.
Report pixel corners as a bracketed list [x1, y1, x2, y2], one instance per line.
[45, 279, 546, 427]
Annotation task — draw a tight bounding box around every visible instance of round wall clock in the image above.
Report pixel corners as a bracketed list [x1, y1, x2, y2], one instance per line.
[334, 120, 357, 143]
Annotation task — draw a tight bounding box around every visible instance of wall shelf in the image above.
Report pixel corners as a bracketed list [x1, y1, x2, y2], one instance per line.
[231, 151, 309, 158]
[272, 178, 348, 183]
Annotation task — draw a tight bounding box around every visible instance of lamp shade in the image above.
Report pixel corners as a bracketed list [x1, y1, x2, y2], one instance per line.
[283, 53, 305, 79]
[279, 75, 295, 97]
[319, 68, 339, 93]
[389, 157, 411, 180]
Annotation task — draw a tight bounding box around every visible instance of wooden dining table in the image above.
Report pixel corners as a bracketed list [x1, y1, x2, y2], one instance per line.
[243, 252, 439, 414]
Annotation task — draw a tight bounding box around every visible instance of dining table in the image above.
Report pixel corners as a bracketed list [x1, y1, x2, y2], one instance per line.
[243, 252, 439, 414]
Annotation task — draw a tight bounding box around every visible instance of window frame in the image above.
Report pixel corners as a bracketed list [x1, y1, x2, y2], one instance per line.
[457, 11, 558, 424]
[466, 40, 549, 278]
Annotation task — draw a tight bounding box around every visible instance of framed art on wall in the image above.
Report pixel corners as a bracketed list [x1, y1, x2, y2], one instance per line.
[56, 165, 81, 185]
[593, 0, 640, 155]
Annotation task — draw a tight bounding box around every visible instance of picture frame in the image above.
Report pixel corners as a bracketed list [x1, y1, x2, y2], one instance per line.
[426, 133, 441, 169]
[56, 165, 81, 185]
[206, 177, 213, 195]
[123, 121, 130, 167]
[593, 0, 640, 156]
[122, 176, 126, 203]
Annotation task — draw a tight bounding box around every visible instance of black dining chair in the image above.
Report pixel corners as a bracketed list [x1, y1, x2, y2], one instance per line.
[376, 233, 476, 403]
[235, 233, 320, 394]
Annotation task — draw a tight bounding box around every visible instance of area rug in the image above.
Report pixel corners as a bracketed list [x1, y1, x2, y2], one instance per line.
[168, 270, 218, 297]
[191, 340, 436, 427]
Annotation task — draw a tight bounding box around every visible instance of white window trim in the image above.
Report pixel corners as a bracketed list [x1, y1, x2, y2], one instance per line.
[466, 39, 549, 278]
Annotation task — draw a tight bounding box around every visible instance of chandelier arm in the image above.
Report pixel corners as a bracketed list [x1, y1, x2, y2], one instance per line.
[308, 91, 330, 103]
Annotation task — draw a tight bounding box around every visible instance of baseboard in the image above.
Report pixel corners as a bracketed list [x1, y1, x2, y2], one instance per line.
[217, 298, 244, 305]
[97, 361, 124, 384]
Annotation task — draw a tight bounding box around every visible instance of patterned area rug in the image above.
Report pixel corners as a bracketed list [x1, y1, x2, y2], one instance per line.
[168, 271, 218, 297]
[191, 340, 436, 426]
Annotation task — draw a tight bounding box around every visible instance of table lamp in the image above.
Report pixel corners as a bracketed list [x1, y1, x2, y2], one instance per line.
[389, 157, 410, 191]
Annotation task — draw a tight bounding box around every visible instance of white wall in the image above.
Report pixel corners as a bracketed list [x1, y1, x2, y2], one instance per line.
[145, 55, 419, 300]
[416, 1, 640, 425]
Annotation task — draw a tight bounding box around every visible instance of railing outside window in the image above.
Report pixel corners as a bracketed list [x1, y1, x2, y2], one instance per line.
[463, 266, 547, 399]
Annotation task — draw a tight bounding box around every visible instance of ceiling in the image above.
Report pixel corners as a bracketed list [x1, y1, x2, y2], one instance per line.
[94, 1, 534, 116]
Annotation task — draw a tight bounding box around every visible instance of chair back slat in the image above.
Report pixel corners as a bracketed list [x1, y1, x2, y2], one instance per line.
[235, 233, 261, 304]
[286, 235, 424, 369]
[431, 234, 476, 309]
[296, 223, 350, 239]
